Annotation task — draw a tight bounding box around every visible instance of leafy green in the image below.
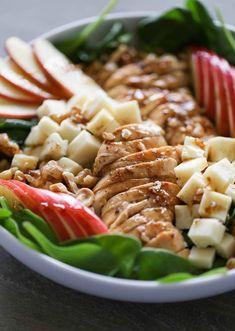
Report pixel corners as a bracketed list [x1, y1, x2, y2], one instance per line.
[0, 118, 37, 146]
[55, 0, 121, 62]
[158, 267, 228, 283]
[73, 22, 131, 63]
[225, 203, 235, 227]
[137, 0, 235, 65]
[23, 222, 119, 276]
[136, 248, 197, 280]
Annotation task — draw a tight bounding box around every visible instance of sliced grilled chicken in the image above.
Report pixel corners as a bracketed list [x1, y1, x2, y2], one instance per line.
[101, 145, 182, 176]
[94, 158, 177, 192]
[108, 121, 164, 142]
[101, 181, 179, 223]
[94, 178, 152, 214]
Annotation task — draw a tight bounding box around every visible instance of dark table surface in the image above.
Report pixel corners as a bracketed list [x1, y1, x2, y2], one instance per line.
[1, 1, 235, 330]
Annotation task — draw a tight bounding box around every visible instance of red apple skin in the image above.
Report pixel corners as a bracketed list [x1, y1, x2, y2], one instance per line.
[33, 48, 72, 99]
[0, 180, 108, 241]
[211, 55, 230, 136]
[199, 50, 215, 120]
[222, 65, 235, 137]
[191, 48, 205, 106]
[0, 61, 56, 102]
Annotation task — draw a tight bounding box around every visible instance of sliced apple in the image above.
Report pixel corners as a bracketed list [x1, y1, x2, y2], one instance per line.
[0, 75, 40, 104]
[210, 55, 230, 136]
[0, 179, 108, 241]
[33, 39, 100, 99]
[0, 99, 37, 119]
[199, 50, 215, 120]
[0, 58, 56, 101]
[5, 37, 54, 92]
[222, 63, 235, 137]
[191, 48, 205, 106]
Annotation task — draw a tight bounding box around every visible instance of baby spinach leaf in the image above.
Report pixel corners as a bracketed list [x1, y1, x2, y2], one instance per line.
[55, 0, 117, 57]
[0, 208, 12, 219]
[136, 248, 197, 280]
[200, 267, 228, 277]
[158, 272, 194, 283]
[91, 234, 141, 278]
[137, 7, 199, 52]
[23, 222, 119, 276]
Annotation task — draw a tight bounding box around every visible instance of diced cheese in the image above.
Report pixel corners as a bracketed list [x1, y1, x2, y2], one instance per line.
[67, 93, 88, 110]
[113, 100, 142, 125]
[11, 154, 38, 171]
[199, 190, 232, 222]
[177, 172, 207, 203]
[174, 158, 208, 185]
[37, 100, 67, 118]
[225, 184, 235, 202]
[188, 218, 225, 248]
[37, 116, 60, 137]
[25, 126, 47, 146]
[59, 119, 81, 142]
[68, 130, 101, 167]
[81, 92, 115, 120]
[24, 146, 44, 157]
[175, 205, 193, 229]
[192, 204, 200, 218]
[57, 157, 82, 175]
[182, 136, 206, 161]
[189, 247, 216, 269]
[40, 133, 68, 161]
[203, 158, 235, 193]
[215, 233, 235, 259]
[87, 109, 117, 137]
[207, 136, 235, 162]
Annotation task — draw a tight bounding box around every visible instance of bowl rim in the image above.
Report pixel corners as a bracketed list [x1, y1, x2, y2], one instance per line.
[2, 10, 235, 296]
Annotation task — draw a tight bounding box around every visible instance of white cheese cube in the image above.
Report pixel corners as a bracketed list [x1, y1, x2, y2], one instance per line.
[37, 100, 67, 118]
[188, 218, 225, 248]
[87, 109, 117, 137]
[81, 93, 115, 120]
[37, 116, 60, 137]
[57, 157, 82, 175]
[11, 154, 38, 171]
[203, 158, 235, 193]
[40, 133, 68, 161]
[207, 137, 235, 162]
[177, 172, 207, 203]
[189, 247, 216, 269]
[25, 126, 47, 146]
[199, 190, 232, 222]
[59, 119, 81, 142]
[113, 100, 142, 125]
[68, 130, 101, 167]
[192, 204, 200, 218]
[182, 136, 206, 161]
[215, 233, 235, 259]
[103, 118, 120, 133]
[225, 184, 235, 202]
[24, 146, 43, 157]
[67, 93, 88, 110]
[175, 205, 193, 229]
[174, 158, 208, 184]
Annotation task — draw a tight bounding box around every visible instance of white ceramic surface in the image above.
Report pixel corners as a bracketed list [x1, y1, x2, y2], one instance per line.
[1, 12, 235, 303]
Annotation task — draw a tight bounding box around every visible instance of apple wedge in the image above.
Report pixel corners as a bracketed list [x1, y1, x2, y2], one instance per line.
[0, 75, 41, 104]
[191, 48, 205, 106]
[33, 39, 100, 99]
[5, 37, 55, 93]
[0, 179, 108, 241]
[0, 99, 37, 119]
[210, 55, 230, 136]
[199, 50, 215, 120]
[0, 58, 56, 102]
[222, 63, 235, 137]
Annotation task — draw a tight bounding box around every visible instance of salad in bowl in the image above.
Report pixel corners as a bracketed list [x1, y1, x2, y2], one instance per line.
[0, 0, 235, 300]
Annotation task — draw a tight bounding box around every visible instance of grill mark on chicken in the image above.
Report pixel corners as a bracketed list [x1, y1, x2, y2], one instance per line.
[101, 146, 182, 176]
[94, 158, 177, 192]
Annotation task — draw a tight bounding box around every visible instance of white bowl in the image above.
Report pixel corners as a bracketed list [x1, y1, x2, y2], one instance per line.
[1, 12, 235, 303]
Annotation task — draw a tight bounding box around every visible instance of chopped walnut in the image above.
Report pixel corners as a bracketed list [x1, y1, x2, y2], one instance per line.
[41, 161, 63, 181]
[76, 188, 95, 208]
[0, 167, 18, 180]
[49, 182, 70, 194]
[0, 133, 20, 157]
[62, 171, 79, 194]
[227, 258, 235, 269]
[75, 169, 98, 188]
